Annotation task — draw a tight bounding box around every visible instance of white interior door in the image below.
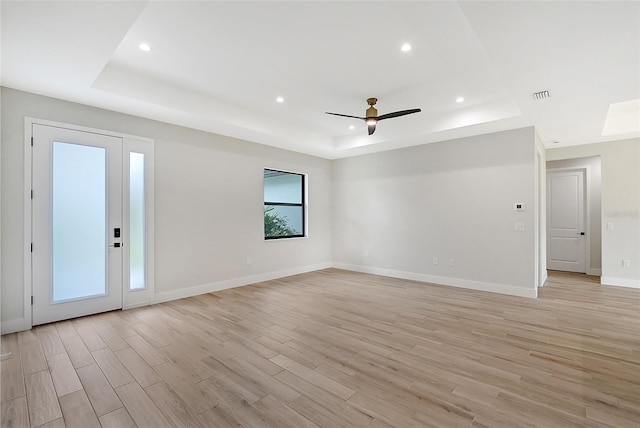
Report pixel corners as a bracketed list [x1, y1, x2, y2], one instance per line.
[32, 124, 123, 325]
[547, 169, 586, 273]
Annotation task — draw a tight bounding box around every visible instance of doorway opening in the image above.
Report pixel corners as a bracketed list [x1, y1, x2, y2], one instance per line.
[546, 156, 602, 276]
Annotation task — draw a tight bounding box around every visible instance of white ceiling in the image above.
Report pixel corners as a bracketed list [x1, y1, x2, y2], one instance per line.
[2, 1, 639, 159]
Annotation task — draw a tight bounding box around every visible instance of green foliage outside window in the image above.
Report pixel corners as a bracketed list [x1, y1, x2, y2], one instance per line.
[264, 206, 295, 238]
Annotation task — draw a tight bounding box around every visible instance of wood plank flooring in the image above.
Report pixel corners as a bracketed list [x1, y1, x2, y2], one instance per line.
[1, 269, 639, 427]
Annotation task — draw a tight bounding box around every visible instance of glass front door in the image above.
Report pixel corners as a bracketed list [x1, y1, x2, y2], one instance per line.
[32, 124, 123, 325]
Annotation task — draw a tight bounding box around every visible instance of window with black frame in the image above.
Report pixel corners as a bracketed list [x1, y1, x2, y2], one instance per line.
[264, 169, 305, 239]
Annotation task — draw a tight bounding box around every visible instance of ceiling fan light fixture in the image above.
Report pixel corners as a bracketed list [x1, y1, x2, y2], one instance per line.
[325, 97, 421, 136]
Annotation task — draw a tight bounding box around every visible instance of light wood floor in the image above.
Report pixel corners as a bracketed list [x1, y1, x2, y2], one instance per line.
[2, 269, 639, 427]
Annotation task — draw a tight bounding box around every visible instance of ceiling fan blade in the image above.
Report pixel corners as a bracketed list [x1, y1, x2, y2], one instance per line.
[368, 122, 376, 135]
[377, 108, 421, 121]
[325, 112, 366, 120]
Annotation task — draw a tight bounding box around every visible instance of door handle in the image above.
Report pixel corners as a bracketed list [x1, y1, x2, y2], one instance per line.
[576, 232, 585, 235]
[109, 243, 122, 248]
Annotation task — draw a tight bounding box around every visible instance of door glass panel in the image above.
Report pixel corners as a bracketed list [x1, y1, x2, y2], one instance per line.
[52, 142, 107, 302]
[129, 152, 146, 290]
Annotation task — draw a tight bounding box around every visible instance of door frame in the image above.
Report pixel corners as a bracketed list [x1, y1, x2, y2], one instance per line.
[535, 146, 547, 288]
[24, 117, 155, 329]
[546, 166, 591, 274]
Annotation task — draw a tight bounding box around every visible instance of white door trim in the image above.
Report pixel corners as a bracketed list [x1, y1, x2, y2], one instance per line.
[546, 166, 591, 274]
[24, 117, 154, 329]
[536, 146, 547, 287]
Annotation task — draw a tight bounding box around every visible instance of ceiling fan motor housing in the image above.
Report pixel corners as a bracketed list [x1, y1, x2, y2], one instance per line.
[366, 99, 378, 119]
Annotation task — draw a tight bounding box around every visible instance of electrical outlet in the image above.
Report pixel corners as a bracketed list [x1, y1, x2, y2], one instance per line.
[246, 257, 252, 265]
[515, 223, 525, 231]
[607, 223, 614, 230]
[622, 259, 631, 268]
[364, 250, 369, 258]
[449, 258, 455, 267]
[433, 257, 439, 265]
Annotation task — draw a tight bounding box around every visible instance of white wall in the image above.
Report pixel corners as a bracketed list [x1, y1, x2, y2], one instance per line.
[0, 82, 3, 333]
[1, 87, 333, 332]
[535, 132, 547, 287]
[547, 156, 602, 275]
[332, 127, 539, 297]
[547, 139, 640, 288]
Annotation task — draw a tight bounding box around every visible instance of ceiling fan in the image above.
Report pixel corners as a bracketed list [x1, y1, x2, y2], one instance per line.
[326, 98, 421, 135]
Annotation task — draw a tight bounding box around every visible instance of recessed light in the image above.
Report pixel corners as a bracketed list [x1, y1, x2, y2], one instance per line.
[456, 96, 464, 103]
[138, 43, 152, 52]
[349, 125, 355, 130]
[276, 97, 284, 103]
[401, 43, 412, 52]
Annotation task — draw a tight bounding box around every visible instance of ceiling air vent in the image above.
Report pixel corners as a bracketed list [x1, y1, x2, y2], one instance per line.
[533, 90, 550, 100]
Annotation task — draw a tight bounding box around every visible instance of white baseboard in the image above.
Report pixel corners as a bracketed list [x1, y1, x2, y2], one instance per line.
[151, 262, 333, 305]
[588, 268, 602, 276]
[332, 263, 537, 298]
[2, 261, 539, 334]
[1, 317, 31, 335]
[539, 270, 548, 287]
[601, 276, 640, 289]
[123, 301, 151, 310]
